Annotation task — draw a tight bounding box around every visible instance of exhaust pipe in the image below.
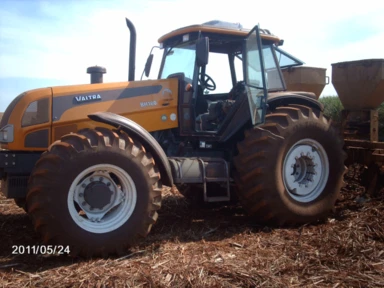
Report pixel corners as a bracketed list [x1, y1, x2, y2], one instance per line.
[125, 18, 137, 81]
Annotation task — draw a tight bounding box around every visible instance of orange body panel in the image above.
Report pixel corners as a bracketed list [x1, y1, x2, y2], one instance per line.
[6, 79, 179, 151]
[5, 88, 52, 151]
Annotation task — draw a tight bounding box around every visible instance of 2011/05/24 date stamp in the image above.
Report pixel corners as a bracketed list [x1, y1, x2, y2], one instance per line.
[12, 245, 70, 255]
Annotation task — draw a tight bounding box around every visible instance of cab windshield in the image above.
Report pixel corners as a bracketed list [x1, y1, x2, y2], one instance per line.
[160, 42, 196, 80]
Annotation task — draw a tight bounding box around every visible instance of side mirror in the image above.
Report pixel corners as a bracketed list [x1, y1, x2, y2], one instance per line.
[144, 54, 154, 77]
[196, 37, 209, 67]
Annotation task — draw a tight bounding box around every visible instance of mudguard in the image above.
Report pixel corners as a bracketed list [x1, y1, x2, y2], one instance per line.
[88, 112, 173, 186]
[219, 91, 323, 143]
[267, 91, 323, 111]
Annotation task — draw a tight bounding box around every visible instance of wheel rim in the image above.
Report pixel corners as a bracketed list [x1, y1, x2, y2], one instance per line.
[67, 164, 137, 233]
[282, 138, 329, 203]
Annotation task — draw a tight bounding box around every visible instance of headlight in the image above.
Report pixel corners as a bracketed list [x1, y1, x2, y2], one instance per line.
[0, 124, 14, 143]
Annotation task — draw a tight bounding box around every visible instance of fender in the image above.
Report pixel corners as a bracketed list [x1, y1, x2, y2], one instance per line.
[219, 91, 323, 142]
[88, 112, 173, 186]
[267, 91, 323, 111]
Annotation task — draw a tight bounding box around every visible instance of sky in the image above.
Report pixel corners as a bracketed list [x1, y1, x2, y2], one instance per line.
[0, 0, 383, 111]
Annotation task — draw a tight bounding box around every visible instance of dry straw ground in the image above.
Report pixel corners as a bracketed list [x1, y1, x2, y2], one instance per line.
[0, 166, 383, 287]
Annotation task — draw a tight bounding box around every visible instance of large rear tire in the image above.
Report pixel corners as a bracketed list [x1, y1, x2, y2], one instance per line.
[233, 104, 346, 225]
[26, 127, 162, 257]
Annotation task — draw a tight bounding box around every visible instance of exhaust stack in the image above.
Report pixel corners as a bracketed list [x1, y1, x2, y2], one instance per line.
[87, 66, 106, 84]
[125, 18, 137, 81]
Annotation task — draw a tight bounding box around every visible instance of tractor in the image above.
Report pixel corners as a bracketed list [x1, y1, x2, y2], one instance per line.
[0, 18, 346, 257]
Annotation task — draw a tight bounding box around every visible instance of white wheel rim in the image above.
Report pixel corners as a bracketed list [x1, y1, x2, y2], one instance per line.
[67, 164, 137, 233]
[282, 138, 329, 203]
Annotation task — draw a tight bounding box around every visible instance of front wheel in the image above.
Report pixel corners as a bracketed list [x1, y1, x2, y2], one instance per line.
[233, 104, 347, 225]
[26, 128, 162, 257]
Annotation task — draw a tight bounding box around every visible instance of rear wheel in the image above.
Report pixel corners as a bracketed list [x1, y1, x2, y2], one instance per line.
[26, 127, 162, 257]
[233, 104, 347, 225]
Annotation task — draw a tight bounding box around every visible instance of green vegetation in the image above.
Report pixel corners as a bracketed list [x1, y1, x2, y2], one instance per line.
[319, 96, 384, 139]
[319, 96, 344, 123]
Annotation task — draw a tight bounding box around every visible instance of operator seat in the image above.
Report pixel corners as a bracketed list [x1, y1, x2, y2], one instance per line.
[196, 81, 246, 131]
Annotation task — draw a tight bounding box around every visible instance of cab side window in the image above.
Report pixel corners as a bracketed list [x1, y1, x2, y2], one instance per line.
[204, 52, 232, 94]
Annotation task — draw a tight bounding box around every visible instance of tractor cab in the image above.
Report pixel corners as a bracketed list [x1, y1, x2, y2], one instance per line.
[147, 20, 303, 137]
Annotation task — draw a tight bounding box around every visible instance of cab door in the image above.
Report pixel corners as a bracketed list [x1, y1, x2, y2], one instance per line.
[243, 25, 268, 125]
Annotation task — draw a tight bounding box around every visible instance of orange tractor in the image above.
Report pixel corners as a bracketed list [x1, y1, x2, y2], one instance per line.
[0, 19, 346, 257]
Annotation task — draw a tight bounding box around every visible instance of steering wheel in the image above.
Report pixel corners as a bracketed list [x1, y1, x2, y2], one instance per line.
[199, 73, 216, 91]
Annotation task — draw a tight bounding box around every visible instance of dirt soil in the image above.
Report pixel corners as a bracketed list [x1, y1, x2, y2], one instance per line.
[0, 167, 383, 287]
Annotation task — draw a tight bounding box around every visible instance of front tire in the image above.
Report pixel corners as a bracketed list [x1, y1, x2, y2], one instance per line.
[233, 104, 346, 225]
[26, 127, 162, 257]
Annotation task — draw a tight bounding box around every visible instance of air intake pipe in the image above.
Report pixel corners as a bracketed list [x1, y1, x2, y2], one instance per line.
[87, 66, 106, 84]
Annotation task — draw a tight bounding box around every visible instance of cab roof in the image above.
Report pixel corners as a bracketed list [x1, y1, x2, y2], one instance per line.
[158, 20, 281, 44]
